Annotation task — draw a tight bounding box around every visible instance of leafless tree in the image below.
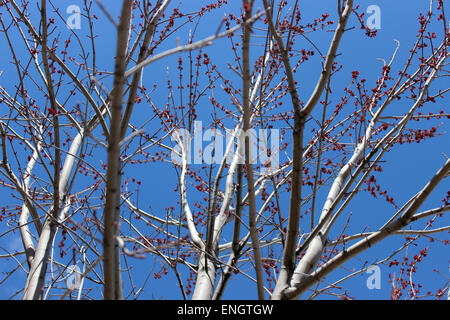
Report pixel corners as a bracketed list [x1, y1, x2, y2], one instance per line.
[0, 0, 448, 300]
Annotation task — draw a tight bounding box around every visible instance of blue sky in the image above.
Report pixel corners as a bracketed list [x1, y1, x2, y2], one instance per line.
[0, 0, 448, 300]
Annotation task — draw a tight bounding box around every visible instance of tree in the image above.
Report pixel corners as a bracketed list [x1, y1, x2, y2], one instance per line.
[0, 0, 448, 300]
